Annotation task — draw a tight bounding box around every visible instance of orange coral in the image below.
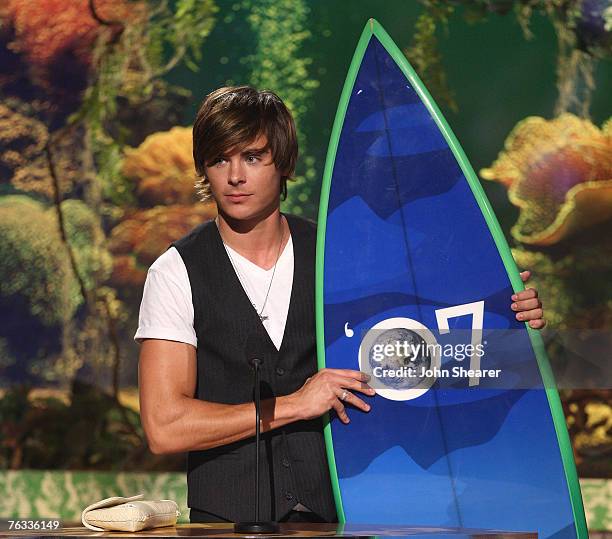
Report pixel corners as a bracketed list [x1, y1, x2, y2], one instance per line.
[481, 113, 612, 245]
[108, 204, 217, 286]
[122, 126, 197, 206]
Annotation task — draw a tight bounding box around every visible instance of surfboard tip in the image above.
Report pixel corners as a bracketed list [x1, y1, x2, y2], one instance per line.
[369, 18, 375, 31]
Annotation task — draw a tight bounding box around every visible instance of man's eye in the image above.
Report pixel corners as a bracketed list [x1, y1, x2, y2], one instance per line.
[246, 155, 260, 163]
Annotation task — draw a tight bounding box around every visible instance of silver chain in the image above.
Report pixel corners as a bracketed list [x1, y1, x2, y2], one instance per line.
[216, 216, 285, 323]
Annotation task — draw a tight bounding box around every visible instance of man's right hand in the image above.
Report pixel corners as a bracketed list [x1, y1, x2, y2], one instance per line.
[291, 368, 375, 424]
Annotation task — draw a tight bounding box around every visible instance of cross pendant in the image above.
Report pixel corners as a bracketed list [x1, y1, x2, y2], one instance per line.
[259, 314, 269, 322]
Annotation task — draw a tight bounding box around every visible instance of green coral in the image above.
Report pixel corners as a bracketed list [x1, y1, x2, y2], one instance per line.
[0, 196, 80, 326]
[147, 0, 218, 74]
[61, 199, 113, 293]
[92, 134, 135, 207]
[406, 3, 458, 112]
[240, 0, 320, 218]
[512, 227, 612, 331]
[0, 196, 113, 325]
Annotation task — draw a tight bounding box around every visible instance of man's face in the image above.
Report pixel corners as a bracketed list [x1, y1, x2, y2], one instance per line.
[204, 134, 282, 222]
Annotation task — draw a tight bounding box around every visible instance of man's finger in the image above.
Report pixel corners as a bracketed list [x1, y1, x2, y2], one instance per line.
[516, 308, 543, 322]
[512, 298, 541, 311]
[331, 400, 349, 424]
[529, 319, 547, 329]
[334, 376, 376, 395]
[512, 288, 538, 301]
[340, 391, 371, 413]
[325, 368, 371, 383]
[519, 270, 531, 282]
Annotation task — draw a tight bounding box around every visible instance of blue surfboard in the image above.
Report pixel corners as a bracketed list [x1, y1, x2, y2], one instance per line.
[316, 19, 587, 539]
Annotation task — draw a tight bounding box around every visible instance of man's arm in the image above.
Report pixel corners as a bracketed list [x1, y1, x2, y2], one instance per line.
[139, 338, 373, 455]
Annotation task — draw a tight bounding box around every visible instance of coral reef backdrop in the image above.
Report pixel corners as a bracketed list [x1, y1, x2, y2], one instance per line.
[0, 0, 610, 476]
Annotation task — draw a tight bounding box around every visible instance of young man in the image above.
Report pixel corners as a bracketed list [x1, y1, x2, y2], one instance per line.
[135, 86, 545, 524]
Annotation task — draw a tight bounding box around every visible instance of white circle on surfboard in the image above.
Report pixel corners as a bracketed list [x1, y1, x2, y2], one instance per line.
[358, 317, 441, 401]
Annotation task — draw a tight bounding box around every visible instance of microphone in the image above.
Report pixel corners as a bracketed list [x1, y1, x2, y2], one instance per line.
[234, 334, 279, 534]
[245, 332, 266, 367]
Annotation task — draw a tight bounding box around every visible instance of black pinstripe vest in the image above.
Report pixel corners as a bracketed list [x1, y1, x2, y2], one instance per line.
[173, 214, 336, 523]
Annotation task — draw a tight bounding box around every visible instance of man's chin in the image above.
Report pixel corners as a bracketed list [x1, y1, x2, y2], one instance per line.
[219, 205, 255, 221]
[217, 203, 279, 225]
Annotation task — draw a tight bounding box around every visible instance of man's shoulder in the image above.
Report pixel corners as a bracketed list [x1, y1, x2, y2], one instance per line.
[149, 245, 185, 275]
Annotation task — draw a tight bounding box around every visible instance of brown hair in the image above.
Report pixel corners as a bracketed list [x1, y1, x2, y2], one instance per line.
[193, 86, 298, 202]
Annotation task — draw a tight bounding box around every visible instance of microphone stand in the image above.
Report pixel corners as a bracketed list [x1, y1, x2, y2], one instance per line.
[234, 357, 279, 534]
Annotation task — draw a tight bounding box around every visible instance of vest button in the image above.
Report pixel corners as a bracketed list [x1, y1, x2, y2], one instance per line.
[282, 458, 290, 468]
[285, 492, 294, 501]
[275, 367, 285, 376]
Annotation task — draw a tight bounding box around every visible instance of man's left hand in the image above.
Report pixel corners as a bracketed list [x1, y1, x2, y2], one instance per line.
[511, 270, 546, 329]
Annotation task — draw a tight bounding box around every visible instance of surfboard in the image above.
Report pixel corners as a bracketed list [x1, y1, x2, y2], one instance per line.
[315, 19, 587, 539]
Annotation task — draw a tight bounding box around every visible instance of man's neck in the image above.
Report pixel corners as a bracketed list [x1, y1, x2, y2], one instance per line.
[216, 209, 289, 270]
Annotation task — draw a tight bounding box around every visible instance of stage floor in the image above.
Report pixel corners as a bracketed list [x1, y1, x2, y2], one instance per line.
[0, 522, 537, 539]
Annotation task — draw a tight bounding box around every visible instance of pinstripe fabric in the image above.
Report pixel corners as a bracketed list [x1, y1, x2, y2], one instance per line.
[173, 215, 336, 523]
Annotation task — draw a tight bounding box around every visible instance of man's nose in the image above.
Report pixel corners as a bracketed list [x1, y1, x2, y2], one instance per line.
[228, 161, 245, 185]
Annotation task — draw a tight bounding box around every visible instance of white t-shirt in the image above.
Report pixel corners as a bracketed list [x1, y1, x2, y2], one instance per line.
[134, 237, 294, 351]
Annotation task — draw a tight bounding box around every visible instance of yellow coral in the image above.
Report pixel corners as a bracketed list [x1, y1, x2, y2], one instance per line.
[481, 113, 612, 245]
[0, 103, 90, 200]
[122, 126, 197, 206]
[0, 103, 48, 185]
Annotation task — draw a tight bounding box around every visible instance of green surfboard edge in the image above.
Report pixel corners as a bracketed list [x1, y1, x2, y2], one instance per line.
[315, 18, 373, 524]
[316, 19, 587, 536]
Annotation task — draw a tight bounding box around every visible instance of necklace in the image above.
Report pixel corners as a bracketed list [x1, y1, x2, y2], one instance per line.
[216, 216, 285, 323]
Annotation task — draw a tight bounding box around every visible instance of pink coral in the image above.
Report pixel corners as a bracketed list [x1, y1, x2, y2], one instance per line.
[481, 114, 612, 245]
